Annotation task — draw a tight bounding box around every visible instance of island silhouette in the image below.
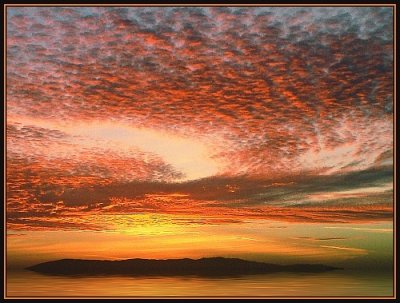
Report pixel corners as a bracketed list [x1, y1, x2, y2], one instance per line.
[26, 257, 340, 277]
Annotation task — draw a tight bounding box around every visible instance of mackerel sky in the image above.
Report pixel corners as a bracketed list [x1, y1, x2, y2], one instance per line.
[6, 7, 393, 230]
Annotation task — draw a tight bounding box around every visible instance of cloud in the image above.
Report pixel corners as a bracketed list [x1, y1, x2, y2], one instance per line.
[292, 237, 348, 241]
[320, 245, 368, 254]
[6, 167, 393, 230]
[323, 226, 393, 233]
[6, 7, 393, 230]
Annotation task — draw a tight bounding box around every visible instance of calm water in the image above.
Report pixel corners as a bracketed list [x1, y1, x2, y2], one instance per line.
[6, 269, 393, 297]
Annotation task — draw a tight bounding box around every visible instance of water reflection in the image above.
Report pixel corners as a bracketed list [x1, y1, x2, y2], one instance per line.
[7, 269, 393, 297]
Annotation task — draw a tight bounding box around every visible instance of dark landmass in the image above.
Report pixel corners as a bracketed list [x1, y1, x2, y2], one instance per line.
[26, 257, 341, 277]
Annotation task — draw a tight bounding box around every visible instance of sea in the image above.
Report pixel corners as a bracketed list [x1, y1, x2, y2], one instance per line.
[6, 269, 393, 298]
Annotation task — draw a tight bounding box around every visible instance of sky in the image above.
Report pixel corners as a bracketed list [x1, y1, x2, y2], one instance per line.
[6, 7, 394, 269]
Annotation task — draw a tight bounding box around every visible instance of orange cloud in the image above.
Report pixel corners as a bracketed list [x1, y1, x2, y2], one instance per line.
[6, 7, 393, 231]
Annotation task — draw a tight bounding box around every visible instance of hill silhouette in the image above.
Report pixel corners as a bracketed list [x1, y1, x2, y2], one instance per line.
[26, 257, 340, 277]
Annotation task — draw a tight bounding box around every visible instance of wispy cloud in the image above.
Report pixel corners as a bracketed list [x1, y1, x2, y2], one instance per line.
[320, 245, 368, 254]
[292, 237, 347, 241]
[324, 226, 393, 233]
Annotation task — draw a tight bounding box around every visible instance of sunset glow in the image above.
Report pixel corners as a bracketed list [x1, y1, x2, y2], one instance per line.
[5, 6, 394, 297]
